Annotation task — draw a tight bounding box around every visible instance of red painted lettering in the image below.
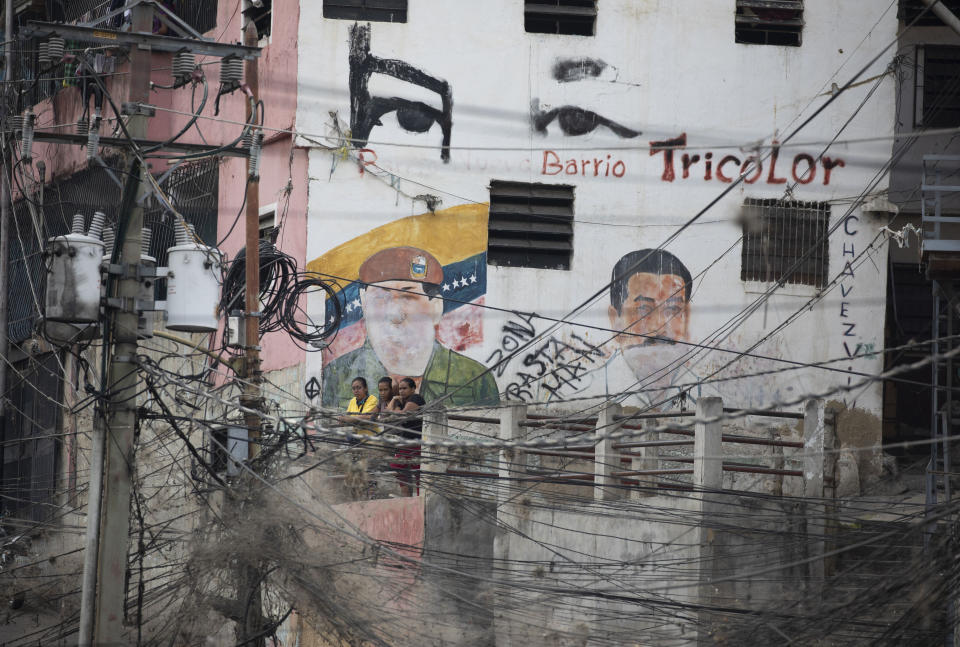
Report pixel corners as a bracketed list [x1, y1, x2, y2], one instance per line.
[716, 155, 741, 183]
[766, 142, 787, 184]
[650, 133, 686, 182]
[681, 153, 700, 179]
[357, 148, 377, 175]
[612, 160, 626, 177]
[792, 153, 816, 184]
[542, 150, 562, 175]
[740, 157, 762, 184]
[822, 156, 845, 185]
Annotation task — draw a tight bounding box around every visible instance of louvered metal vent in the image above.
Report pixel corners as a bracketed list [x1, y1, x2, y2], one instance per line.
[323, 0, 408, 23]
[525, 0, 596, 36]
[735, 0, 803, 47]
[740, 198, 829, 287]
[488, 181, 574, 271]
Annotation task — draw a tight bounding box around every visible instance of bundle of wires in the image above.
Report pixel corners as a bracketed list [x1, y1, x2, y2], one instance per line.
[219, 240, 342, 350]
[220, 239, 297, 336]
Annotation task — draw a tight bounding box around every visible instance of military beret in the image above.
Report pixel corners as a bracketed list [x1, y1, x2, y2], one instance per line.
[358, 246, 444, 285]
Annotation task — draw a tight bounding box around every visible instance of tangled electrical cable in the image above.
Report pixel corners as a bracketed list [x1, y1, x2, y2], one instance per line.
[219, 239, 342, 351]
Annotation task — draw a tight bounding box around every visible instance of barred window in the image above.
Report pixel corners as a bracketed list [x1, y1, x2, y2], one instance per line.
[488, 181, 574, 270]
[740, 198, 829, 288]
[915, 45, 960, 128]
[525, 1, 597, 36]
[735, 0, 803, 47]
[1, 354, 62, 524]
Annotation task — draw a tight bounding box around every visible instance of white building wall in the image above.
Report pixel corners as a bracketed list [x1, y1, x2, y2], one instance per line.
[296, 1, 898, 419]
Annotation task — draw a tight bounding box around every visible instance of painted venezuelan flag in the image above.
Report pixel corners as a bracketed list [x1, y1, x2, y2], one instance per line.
[305, 204, 489, 366]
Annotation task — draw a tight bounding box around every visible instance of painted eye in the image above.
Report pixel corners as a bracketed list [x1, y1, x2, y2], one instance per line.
[396, 106, 436, 133]
[555, 107, 606, 136]
[532, 100, 641, 139]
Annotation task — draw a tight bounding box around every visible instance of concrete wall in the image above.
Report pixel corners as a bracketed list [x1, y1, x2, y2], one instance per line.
[891, 21, 960, 216]
[297, 1, 897, 425]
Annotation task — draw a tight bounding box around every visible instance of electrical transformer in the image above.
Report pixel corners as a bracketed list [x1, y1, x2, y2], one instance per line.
[44, 217, 105, 323]
[166, 224, 222, 332]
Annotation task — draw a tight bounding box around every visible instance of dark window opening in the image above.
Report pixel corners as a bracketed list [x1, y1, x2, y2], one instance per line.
[1, 353, 62, 524]
[323, 0, 408, 23]
[55, 1, 217, 36]
[740, 198, 829, 287]
[915, 45, 960, 128]
[899, 1, 960, 26]
[242, 0, 272, 40]
[525, 0, 596, 36]
[735, 0, 803, 47]
[488, 181, 574, 270]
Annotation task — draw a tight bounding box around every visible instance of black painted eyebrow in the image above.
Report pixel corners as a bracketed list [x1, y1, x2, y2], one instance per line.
[553, 57, 608, 82]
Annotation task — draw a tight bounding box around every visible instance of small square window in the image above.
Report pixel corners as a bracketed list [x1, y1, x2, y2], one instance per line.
[243, 0, 272, 40]
[488, 181, 574, 270]
[259, 205, 276, 241]
[525, 1, 596, 36]
[740, 198, 829, 288]
[735, 0, 803, 47]
[915, 45, 960, 128]
[323, 0, 408, 23]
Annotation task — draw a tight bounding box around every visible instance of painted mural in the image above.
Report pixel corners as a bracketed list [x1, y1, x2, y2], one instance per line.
[309, 204, 498, 409]
[348, 23, 454, 163]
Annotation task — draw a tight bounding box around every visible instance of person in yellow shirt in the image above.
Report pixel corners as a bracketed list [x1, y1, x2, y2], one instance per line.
[343, 377, 378, 435]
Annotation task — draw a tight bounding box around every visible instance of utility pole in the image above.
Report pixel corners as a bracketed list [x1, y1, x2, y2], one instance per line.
[0, 0, 15, 464]
[91, 3, 152, 642]
[238, 4, 264, 643]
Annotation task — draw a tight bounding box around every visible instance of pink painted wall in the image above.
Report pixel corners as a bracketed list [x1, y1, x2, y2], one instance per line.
[335, 496, 425, 549]
[20, 0, 307, 373]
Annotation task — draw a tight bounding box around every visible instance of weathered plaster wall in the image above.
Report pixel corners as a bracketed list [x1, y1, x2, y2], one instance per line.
[296, 1, 897, 427]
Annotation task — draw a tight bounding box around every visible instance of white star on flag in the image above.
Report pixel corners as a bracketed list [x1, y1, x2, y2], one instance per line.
[442, 283, 450, 292]
[469, 274, 477, 284]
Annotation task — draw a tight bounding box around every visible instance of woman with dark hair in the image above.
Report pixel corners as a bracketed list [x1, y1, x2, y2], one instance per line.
[342, 376, 378, 435]
[388, 377, 425, 495]
[375, 376, 397, 421]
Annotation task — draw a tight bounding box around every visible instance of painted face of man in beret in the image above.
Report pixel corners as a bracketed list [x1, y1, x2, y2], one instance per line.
[359, 247, 445, 377]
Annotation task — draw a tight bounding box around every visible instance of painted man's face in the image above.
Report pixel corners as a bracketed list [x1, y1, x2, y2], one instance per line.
[361, 280, 443, 376]
[608, 272, 690, 389]
[609, 272, 689, 346]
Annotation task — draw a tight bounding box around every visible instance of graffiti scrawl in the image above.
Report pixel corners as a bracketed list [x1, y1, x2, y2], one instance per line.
[349, 22, 454, 162]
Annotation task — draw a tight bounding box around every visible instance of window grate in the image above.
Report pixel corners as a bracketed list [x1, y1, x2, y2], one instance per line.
[735, 0, 803, 47]
[915, 45, 960, 128]
[525, 0, 596, 36]
[323, 0, 408, 23]
[488, 181, 574, 270]
[1, 354, 62, 523]
[740, 198, 829, 288]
